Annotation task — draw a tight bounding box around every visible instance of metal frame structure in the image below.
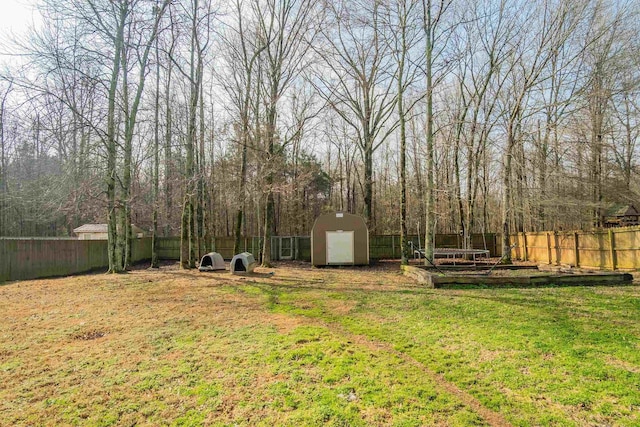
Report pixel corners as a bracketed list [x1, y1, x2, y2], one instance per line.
[409, 242, 490, 263]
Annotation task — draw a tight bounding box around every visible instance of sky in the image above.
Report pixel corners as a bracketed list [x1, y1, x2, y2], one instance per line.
[0, 0, 38, 40]
[0, 0, 39, 67]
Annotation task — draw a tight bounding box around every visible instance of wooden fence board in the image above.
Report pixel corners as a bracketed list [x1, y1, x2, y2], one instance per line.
[509, 227, 640, 270]
[5, 227, 638, 283]
[157, 234, 496, 262]
[0, 238, 135, 282]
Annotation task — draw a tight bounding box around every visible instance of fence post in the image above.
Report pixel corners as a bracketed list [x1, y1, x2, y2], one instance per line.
[493, 234, 497, 257]
[522, 232, 528, 262]
[271, 237, 277, 261]
[546, 232, 552, 264]
[608, 229, 617, 270]
[392, 235, 395, 259]
[574, 232, 580, 268]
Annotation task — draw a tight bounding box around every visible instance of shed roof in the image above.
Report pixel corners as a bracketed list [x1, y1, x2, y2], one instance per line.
[605, 204, 639, 217]
[73, 223, 146, 234]
[73, 224, 108, 233]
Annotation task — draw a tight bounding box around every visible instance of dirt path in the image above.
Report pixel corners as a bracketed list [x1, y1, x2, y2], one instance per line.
[337, 326, 512, 427]
[279, 315, 513, 427]
[244, 264, 513, 426]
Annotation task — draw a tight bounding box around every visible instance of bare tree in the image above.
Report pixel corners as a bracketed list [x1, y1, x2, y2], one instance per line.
[313, 0, 397, 230]
[580, 2, 636, 226]
[0, 80, 11, 237]
[382, 0, 422, 264]
[151, 1, 164, 268]
[421, 0, 453, 263]
[117, 0, 171, 270]
[28, 0, 170, 271]
[253, 0, 317, 266]
[499, 1, 578, 261]
[168, 0, 213, 269]
[611, 87, 640, 193]
[450, 2, 510, 252]
[220, 0, 267, 254]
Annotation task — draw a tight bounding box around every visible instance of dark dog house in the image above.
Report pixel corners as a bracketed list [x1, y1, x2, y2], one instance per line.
[311, 212, 369, 266]
[198, 252, 226, 272]
[230, 252, 257, 274]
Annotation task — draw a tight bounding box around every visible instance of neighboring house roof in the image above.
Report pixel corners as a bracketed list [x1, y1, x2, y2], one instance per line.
[73, 224, 146, 235]
[73, 224, 108, 234]
[605, 204, 639, 217]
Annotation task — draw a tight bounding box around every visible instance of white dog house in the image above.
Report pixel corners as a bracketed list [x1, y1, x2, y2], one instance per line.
[198, 252, 226, 272]
[230, 252, 257, 274]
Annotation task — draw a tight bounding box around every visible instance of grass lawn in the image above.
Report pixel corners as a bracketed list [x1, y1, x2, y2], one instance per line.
[1, 262, 639, 426]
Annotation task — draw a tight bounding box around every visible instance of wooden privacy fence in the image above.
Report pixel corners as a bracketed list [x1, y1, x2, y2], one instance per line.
[0, 233, 497, 282]
[0, 237, 151, 282]
[156, 236, 263, 261]
[369, 234, 498, 259]
[2, 229, 636, 283]
[510, 226, 640, 270]
[156, 236, 295, 261]
[157, 233, 498, 261]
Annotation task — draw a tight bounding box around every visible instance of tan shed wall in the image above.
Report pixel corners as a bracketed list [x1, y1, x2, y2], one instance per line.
[77, 232, 109, 240]
[311, 213, 369, 266]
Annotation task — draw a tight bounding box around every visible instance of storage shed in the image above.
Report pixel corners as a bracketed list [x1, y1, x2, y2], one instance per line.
[230, 252, 257, 274]
[198, 252, 226, 272]
[311, 212, 369, 266]
[73, 223, 146, 240]
[603, 204, 640, 228]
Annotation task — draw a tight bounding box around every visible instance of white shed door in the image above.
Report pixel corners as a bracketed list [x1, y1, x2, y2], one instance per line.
[326, 231, 354, 264]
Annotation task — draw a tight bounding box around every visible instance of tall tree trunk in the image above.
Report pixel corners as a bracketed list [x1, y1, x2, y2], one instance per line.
[119, 47, 132, 271]
[537, 119, 549, 231]
[164, 59, 173, 237]
[622, 95, 633, 191]
[501, 120, 516, 264]
[197, 77, 207, 257]
[151, 30, 161, 268]
[590, 64, 606, 228]
[181, 0, 202, 269]
[395, 0, 411, 265]
[106, 3, 127, 274]
[180, 195, 190, 268]
[233, 133, 248, 253]
[120, 0, 167, 269]
[0, 84, 10, 237]
[410, 120, 425, 236]
[363, 145, 373, 228]
[398, 88, 408, 264]
[261, 99, 277, 267]
[515, 131, 525, 232]
[232, 35, 260, 253]
[423, 0, 435, 264]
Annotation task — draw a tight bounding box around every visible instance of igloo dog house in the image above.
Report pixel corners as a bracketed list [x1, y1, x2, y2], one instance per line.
[230, 252, 257, 274]
[198, 252, 226, 272]
[311, 212, 369, 266]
